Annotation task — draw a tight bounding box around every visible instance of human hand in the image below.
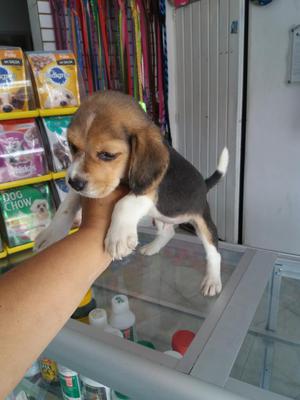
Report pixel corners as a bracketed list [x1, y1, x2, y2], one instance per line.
[80, 185, 129, 233]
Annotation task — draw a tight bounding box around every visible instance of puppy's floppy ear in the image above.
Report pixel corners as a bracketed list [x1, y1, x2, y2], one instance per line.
[128, 125, 169, 194]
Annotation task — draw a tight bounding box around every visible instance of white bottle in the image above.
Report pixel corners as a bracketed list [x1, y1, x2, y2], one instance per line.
[81, 376, 111, 400]
[88, 308, 123, 338]
[109, 295, 136, 341]
[164, 350, 183, 359]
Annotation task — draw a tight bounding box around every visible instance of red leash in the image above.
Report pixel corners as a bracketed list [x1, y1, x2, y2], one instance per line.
[77, 0, 94, 94]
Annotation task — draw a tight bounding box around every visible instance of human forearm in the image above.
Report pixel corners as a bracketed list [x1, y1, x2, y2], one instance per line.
[0, 226, 111, 397]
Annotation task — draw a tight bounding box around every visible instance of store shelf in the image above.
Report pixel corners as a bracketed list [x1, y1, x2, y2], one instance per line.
[0, 248, 7, 259]
[0, 173, 53, 190]
[6, 241, 34, 255]
[39, 107, 78, 117]
[5, 228, 79, 256]
[0, 110, 39, 121]
[0, 107, 78, 120]
[52, 170, 67, 179]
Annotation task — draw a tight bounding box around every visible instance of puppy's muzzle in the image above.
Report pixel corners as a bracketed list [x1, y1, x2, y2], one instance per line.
[60, 100, 67, 107]
[68, 177, 87, 192]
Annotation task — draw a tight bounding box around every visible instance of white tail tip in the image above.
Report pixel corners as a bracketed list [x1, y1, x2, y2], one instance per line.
[217, 147, 229, 176]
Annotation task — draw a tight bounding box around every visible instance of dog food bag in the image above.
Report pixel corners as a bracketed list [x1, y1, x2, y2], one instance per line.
[0, 183, 55, 247]
[0, 47, 30, 113]
[42, 116, 72, 171]
[53, 179, 81, 227]
[26, 51, 80, 109]
[0, 119, 47, 183]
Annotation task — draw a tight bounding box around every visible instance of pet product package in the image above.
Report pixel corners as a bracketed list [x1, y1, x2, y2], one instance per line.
[0, 183, 55, 247]
[0, 119, 47, 183]
[0, 47, 30, 113]
[53, 179, 81, 227]
[26, 51, 80, 109]
[42, 116, 72, 171]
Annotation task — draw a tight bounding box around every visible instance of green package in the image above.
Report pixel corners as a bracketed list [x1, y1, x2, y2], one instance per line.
[0, 183, 55, 247]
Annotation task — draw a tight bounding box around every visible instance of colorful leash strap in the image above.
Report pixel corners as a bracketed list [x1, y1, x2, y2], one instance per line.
[49, 0, 172, 144]
[98, 0, 112, 88]
[130, 0, 143, 101]
[159, 0, 172, 143]
[49, 0, 68, 49]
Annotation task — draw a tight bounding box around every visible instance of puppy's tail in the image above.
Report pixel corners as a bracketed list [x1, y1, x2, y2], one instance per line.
[205, 147, 229, 191]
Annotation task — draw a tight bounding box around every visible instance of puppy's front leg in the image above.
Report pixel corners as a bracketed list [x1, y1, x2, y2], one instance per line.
[34, 191, 81, 252]
[105, 194, 153, 260]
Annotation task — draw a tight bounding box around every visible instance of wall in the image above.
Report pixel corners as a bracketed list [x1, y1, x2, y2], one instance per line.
[243, 0, 300, 254]
[166, 0, 245, 243]
[27, 0, 56, 51]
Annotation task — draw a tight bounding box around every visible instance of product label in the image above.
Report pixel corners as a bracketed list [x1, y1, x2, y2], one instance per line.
[47, 66, 69, 85]
[0, 48, 28, 112]
[0, 66, 13, 85]
[58, 59, 75, 66]
[40, 359, 58, 383]
[83, 385, 108, 400]
[27, 51, 80, 109]
[121, 326, 135, 342]
[59, 373, 81, 399]
[2, 58, 23, 66]
[0, 183, 54, 247]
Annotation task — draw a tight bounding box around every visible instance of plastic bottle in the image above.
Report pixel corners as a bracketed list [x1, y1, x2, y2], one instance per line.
[88, 308, 123, 338]
[72, 288, 97, 324]
[164, 350, 183, 359]
[109, 295, 136, 341]
[58, 365, 82, 400]
[81, 376, 110, 400]
[171, 330, 195, 355]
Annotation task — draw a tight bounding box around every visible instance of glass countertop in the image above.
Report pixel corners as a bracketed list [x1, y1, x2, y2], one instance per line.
[231, 258, 300, 400]
[93, 230, 243, 352]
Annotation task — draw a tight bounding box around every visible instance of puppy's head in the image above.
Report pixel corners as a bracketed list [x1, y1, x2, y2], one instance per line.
[67, 91, 169, 198]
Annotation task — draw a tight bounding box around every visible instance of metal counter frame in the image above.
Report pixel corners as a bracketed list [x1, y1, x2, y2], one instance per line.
[43, 229, 297, 400]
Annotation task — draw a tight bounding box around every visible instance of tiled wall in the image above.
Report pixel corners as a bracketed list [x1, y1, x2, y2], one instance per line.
[37, 1, 56, 50]
[27, 0, 56, 51]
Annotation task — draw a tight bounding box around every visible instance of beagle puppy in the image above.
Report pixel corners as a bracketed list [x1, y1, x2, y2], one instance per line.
[35, 91, 228, 296]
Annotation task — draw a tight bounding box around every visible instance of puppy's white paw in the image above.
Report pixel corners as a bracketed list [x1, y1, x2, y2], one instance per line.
[105, 225, 138, 260]
[200, 275, 222, 297]
[139, 242, 160, 256]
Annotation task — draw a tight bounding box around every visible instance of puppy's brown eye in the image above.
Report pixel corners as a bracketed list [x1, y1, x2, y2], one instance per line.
[66, 94, 71, 99]
[97, 151, 116, 161]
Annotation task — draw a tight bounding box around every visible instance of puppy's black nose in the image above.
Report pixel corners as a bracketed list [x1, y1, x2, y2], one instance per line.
[68, 177, 87, 192]
[60, 100, 67, 107]
[3, 105, 13, 112]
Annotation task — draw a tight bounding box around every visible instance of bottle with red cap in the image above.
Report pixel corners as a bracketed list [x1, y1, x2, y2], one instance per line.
[171, 330, 195, 356]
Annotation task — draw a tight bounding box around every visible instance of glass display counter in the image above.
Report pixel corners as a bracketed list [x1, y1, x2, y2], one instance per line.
[9, 228, 299, 400]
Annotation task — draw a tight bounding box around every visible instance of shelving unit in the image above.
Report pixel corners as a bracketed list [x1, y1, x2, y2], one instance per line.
[0, 110, 39, 121]
[0, 174, 53, 191]
[0, 107, 78, 256]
